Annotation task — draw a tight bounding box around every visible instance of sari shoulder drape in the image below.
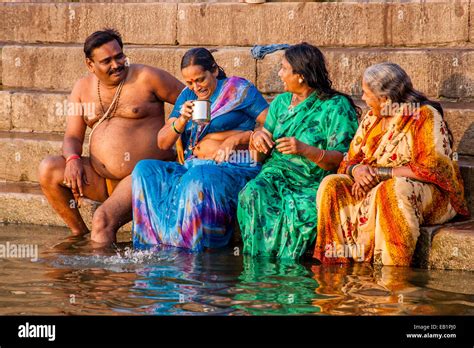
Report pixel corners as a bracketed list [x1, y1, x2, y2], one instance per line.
[337, 104, 468, 216]
[263, 92, 358, 186]
[408, 105, 469, 216]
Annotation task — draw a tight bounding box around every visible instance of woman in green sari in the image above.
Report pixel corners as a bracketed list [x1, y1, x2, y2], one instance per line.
[237, 43, 359, 259]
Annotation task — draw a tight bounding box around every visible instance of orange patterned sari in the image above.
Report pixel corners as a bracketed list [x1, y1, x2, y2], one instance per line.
[313, 104, 469, 266]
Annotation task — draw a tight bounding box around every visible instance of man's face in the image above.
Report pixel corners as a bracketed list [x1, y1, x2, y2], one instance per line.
[86, 39, 128, 84]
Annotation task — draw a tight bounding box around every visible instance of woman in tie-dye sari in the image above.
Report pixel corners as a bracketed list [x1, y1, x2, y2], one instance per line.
[132, 48, 268, 251]
[314, 63, 469, 266]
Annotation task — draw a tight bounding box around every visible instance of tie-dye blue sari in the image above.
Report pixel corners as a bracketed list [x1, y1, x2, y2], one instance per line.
[132, 77, 268, 251]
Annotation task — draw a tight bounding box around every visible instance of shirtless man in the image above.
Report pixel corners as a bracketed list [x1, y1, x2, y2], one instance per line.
[38, 29, 184, 246]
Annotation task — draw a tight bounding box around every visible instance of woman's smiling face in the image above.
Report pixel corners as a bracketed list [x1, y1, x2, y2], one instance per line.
[278, 57, 301, 93]
[181, 64, 218, 100]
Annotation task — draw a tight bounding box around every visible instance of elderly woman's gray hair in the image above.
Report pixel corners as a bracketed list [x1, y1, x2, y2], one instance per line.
[363, 62, 451, 144]
[364, 62, 443, 112]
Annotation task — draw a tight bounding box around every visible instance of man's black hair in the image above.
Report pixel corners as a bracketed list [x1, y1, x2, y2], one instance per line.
[84, 28, 123, 60]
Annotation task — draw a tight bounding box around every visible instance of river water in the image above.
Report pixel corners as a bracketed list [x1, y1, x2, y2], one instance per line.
[0, 224, 473, 316]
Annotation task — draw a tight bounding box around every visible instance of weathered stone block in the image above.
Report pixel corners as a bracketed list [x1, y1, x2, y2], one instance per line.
[0, 3, 177, 45]
[429, 220, 474, 271]
[0, 91, 12, 131]
[0, 182, 132, 233]
[390, 1, 469, 46]
[178, 2, 388, 47]
[2, 45, 86, 91]
[257, 48, 474, 100]
[10, 91, 69, 133]
[0, 45, 3, 85]
[458, 156, 474, 216]
[444, 104, 474, 156]
[1, 45, 256, 90]
[0, 132, 88, 183]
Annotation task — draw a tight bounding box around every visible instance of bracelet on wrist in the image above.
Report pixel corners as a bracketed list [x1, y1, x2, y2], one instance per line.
[172, 120, 183, 135]
[316, 149, 326, 163]
[375, 167, 393, 181]
[65, 154, 81, 164]
[350, 164, 362, 178]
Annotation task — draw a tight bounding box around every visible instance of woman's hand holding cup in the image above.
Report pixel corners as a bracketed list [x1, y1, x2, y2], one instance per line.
[180, 100, 194, 122]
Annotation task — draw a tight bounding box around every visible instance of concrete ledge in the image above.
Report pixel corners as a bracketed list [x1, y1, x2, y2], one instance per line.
[0, 90, 68, 133]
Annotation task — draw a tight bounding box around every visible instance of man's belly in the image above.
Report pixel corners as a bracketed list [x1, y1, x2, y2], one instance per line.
[89, 117, 175, 179]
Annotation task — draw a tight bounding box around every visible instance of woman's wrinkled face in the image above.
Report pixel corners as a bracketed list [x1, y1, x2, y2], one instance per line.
[278, 57, 301, 93]
[182, 65, 218, 100]
[362, 79, 385, 116]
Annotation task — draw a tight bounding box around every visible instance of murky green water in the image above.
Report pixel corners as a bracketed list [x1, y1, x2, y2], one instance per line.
[0, 224, 473, 316]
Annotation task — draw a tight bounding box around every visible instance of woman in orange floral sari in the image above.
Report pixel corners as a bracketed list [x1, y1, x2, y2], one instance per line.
[313, 63, 469, 266]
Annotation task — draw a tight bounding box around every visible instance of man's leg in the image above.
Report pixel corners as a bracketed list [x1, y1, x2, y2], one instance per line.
[38, 156, 108, 235]
[91, 175, 132, 246]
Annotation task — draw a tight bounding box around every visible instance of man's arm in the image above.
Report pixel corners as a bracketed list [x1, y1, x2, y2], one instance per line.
[145, 66, 185, 105]
[63, 79, 87, 159]
[62, 79, 88, 197]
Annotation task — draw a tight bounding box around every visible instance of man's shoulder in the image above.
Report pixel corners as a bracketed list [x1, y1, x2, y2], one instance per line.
[70, 74, 94, 100]
[72, 74, 94, 90]
[133, 64, 172, 81]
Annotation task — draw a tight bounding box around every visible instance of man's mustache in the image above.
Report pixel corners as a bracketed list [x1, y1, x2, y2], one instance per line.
[109, 65, 125, 75]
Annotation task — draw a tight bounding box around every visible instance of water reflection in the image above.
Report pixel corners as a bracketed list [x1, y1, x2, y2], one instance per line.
[0, 224, 473, 316]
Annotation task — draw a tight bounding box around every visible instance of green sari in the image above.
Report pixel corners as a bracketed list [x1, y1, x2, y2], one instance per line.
[237, 92, 358, 259]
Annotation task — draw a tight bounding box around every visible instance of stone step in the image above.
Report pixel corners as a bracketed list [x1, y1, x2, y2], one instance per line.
[0, 45, 256, 91]
[429, 220, 474, 271]
[1, 88, 473, 156]
[0, 131, 88, 183]
[0, 2, 470, 47]
[411, 218, 474, 271]
[0, 180, 132, 232]
[0, 180, 471, 270]
[1, 45, 472, 100]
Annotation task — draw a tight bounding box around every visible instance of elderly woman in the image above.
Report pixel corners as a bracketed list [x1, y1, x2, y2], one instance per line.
[132, 48, 268, 251]
[314, 62, 469, 266]
[237, 43, 359, 259]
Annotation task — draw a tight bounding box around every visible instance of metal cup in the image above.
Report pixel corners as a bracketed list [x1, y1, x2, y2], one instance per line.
[192, 100, 211, 125]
